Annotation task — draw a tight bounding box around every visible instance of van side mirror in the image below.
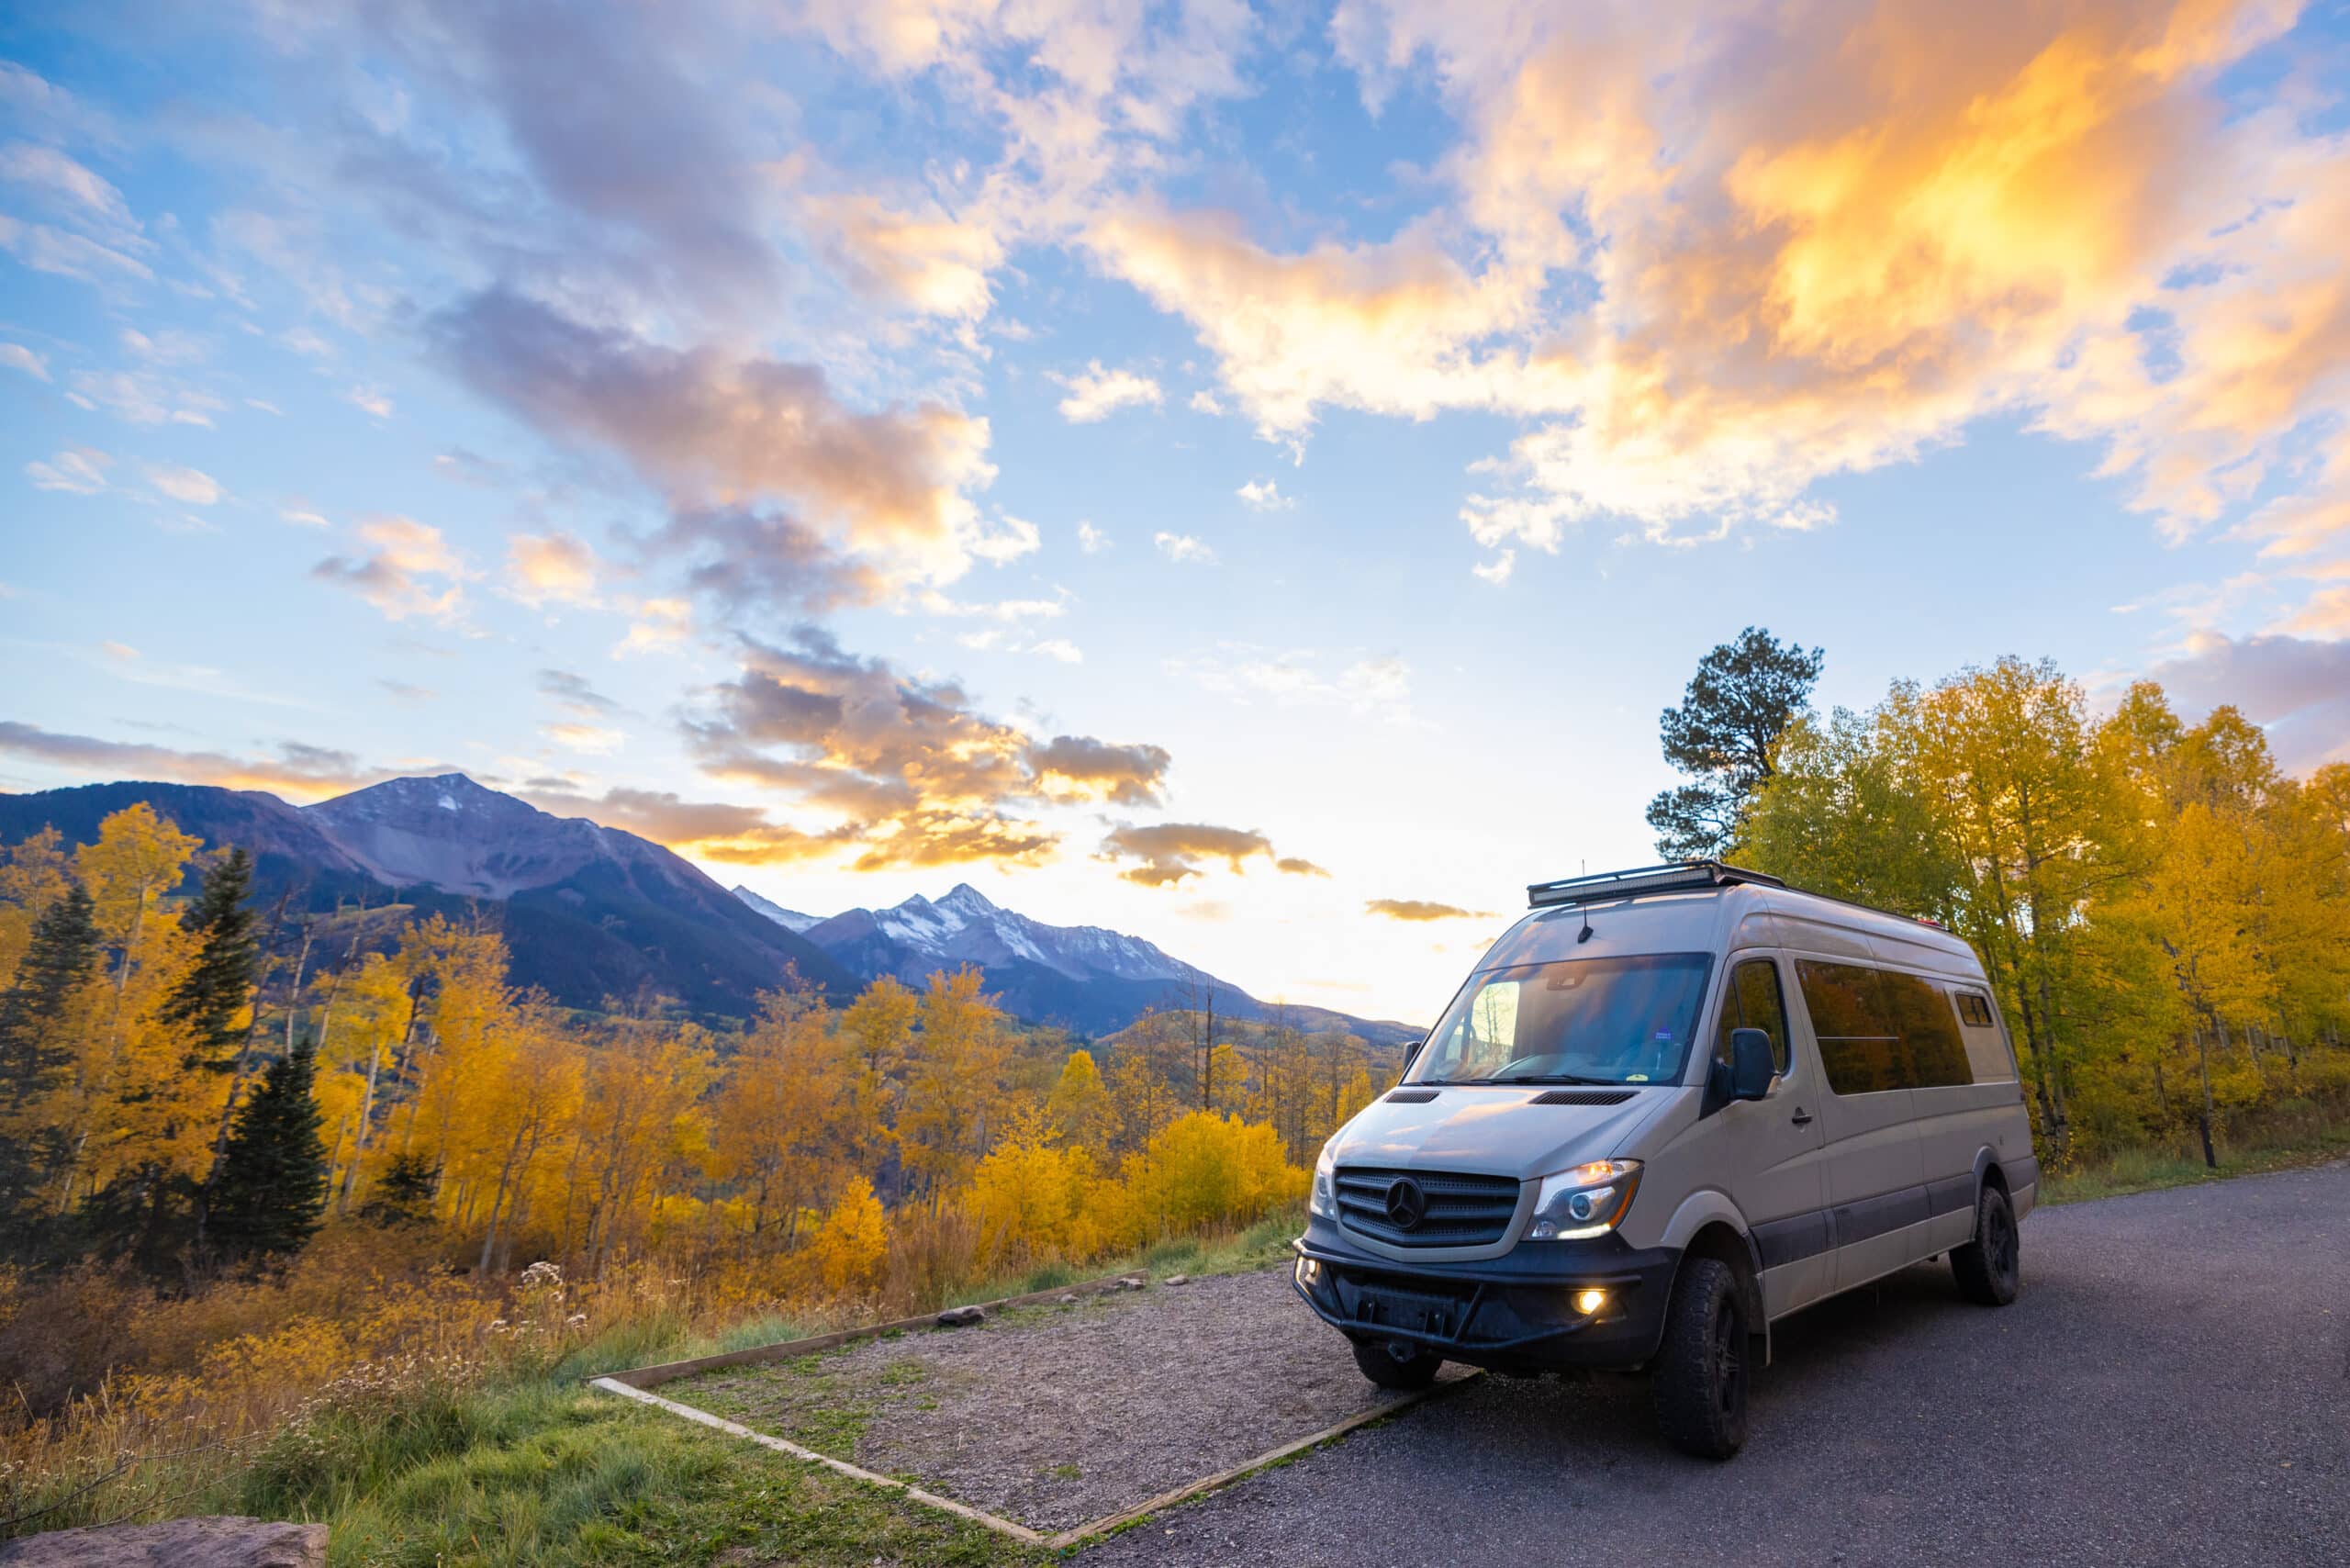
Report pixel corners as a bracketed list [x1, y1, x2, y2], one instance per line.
[1729, 1028, 1774, 1101]
[1399, 1037, 1425, 1078]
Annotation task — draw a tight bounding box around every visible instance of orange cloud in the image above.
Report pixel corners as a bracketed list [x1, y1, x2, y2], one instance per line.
[1365, 898, 1493, 922]
[1097, 822, 1326, 887]
[507, 531, 599, 608]
[311, 516, 468, 622]
[1113, 0, 2344, 588]
[681, 630, 1176, 869]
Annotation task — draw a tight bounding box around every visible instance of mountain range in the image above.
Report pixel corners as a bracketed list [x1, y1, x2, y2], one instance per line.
[0, 775, 851, 1016]
[0, 774, 1416, 1042]
[740, 880, 1413, 1042]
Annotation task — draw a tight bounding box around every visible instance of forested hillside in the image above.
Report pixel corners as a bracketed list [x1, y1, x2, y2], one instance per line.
[0, 795, 1394, 1526]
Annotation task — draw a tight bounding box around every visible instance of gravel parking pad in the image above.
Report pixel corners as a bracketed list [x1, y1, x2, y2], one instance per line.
[669, 1269, 1456, 1532]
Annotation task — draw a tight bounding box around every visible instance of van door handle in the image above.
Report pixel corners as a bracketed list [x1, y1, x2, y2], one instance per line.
[1790, 1108, 1814, 1126]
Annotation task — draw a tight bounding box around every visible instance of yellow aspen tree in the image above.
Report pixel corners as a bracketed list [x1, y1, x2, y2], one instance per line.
[68, 808, 207, 1197]
[964, 1101, 1093, 1264]
[809, 1175, 888, 1295]
[0, 827, 72, 986]
[899, 968, 1008, 1207]
[1045, 1047, 1116, 1155]
[464, 997, 583, 1273]
[711, 989, 845, 1252]
[325, 949, 421, 1210]
[568, 1022, 714, 1271]
[837, 975, 914, 1171]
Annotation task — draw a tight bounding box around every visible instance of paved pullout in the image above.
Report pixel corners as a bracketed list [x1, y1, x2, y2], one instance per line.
[1083, 1161, 2349, 1568]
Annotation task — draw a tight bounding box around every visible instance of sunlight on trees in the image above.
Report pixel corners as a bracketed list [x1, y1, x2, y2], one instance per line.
[1741, 660, 2350, 1167]
[0, 808, 1385, 1301]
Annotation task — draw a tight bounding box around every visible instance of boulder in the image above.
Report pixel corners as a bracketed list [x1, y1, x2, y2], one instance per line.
[0, 1518, 327, 1568]
[1163, 1274, 1192, 1286]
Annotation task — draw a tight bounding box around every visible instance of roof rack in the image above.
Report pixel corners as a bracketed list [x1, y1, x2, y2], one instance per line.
[1526, 860, 1785, 910]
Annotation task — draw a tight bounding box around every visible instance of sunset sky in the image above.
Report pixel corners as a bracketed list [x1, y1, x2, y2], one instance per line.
[4, 0, 2348, 1023]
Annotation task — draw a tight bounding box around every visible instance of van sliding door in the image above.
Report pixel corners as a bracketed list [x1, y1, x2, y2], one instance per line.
[1791, 959, 1928, 1293]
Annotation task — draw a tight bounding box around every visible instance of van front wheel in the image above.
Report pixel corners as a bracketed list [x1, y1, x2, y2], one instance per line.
[1652, 1256, 1750, 1460]
[1351, 1337, 1442, 1391]
[1952, 1184, 2021, 1305]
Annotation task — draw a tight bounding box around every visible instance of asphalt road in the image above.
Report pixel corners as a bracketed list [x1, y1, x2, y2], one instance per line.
[1082, 1161, 2349, 1568]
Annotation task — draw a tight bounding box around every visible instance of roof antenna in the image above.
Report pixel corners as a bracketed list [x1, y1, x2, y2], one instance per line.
[1577, 859, 1595, 944]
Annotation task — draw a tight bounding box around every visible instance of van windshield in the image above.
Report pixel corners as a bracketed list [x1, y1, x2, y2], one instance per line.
[1407, 954, 1714, 1088]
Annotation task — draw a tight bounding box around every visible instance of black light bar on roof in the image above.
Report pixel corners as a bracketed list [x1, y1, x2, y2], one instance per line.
[1526, 860, 1786, 910]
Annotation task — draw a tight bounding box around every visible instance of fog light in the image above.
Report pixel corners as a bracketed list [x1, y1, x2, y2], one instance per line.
[1573, 1287, 1606, 1316]
[1298, 1258, 1324, 1287]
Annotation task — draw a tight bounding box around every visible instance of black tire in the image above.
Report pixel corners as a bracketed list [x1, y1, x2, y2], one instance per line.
[1651, 1256, 1751, 1460]
[1351, 1337, 1442, 1391]
[1952, 1183, 2021, 1305]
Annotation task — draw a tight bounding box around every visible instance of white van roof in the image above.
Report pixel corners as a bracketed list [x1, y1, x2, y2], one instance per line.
[1477, 864, 1983, 980]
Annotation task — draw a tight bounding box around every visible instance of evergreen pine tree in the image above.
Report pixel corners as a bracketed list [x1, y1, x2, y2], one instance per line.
[162, 846, 260, 1074]
[0, 884, 98, 1257]
[208, 1039, 328, 1260]
[357, 1151, 438, 1227]
[1646, 628, 1826, 860]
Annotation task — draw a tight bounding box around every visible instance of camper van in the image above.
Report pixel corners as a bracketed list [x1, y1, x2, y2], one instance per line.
[1292, 862, 2036, 1459]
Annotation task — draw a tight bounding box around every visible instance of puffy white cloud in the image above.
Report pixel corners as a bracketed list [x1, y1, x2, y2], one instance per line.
[1170, 646, 1413, 720]
[311, 517, 469, 623]
[1237, 477, 1292, 511]
[26, 448, 111, 495]
[145, 464, 222, 505]
[1051, 360, 1164, 422]
[1155, 531, 1216, 564]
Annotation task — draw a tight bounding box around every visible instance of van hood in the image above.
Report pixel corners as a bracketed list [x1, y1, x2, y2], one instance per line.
[1327, 1087, 1675, 1178]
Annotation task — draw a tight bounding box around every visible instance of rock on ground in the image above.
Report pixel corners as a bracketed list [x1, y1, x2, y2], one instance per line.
[0, 1518, 326, 1568]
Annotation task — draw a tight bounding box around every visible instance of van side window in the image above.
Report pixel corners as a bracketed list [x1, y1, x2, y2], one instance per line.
[1881, 970, 1974, 1088]
[1713, 958, 1792, 1075]
[1953, 990, 2016, 1082]
[1795, 960, 1908, 1094]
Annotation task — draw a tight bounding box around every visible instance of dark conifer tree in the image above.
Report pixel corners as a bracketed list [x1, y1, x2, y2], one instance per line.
[162, 846, 260, 1074]
[207, 1039, 328, 1260]
[1646, 628, 1825, 860]
[357, 1151, 438, 1227]
[0, 884, 99, 1257]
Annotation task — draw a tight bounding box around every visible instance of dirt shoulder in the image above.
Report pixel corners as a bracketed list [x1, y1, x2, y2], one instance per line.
[670, 1267, 1441, 1533]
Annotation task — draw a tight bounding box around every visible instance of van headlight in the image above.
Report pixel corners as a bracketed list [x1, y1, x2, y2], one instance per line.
[1527, 1159, 1641, 1241]
[1311, 1142, 1337, 1219]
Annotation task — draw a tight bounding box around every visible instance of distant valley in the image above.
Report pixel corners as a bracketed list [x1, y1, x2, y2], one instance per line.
[0, 775, 1418, 1043]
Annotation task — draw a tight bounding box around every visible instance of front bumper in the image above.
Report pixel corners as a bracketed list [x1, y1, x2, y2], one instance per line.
[1291, 1210, 1677, 1372]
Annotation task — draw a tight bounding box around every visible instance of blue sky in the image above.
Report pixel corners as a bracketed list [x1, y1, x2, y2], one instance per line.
[4, 0, 2348, 1021]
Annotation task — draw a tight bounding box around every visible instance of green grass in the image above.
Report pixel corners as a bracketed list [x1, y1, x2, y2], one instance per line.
[14, 1212, 1314, 1562]
[240, 1376, 1042, 1567]
[2042, 1118, 2350, 1205]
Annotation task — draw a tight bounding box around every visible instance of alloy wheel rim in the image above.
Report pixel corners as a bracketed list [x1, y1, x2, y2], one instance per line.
[1713, 1298, 1743, 1417]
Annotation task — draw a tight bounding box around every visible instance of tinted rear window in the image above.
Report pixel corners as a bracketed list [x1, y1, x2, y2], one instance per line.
[1796, 960, 1907, 1095]
[1883, 971, 1973, 1088]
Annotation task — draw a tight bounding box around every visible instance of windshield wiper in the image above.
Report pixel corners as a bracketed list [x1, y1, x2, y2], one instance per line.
[1443, 1072, 1622, 1087]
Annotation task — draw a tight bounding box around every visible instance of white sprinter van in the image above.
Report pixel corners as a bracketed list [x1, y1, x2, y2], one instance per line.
[1292, 862, 2037, 1458]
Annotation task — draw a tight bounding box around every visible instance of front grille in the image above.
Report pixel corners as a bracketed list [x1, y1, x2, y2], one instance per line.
[1334, 1166, 1520, 1248]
